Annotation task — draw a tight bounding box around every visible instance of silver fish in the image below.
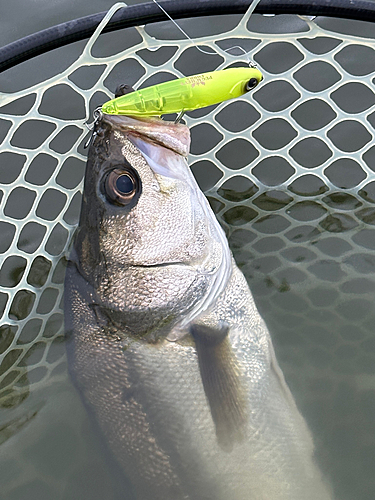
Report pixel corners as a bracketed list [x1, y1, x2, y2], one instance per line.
[64, 114, 332, 500]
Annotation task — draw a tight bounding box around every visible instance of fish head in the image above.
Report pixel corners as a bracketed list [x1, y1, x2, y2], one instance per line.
[73, 114, 228, 338]
[78, 114, 212, 269]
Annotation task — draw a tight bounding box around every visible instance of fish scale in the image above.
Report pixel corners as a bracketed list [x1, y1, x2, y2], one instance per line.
[64, 113, 332, 500]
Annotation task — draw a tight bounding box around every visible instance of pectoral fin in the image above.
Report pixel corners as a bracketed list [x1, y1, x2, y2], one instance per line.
[190, 324, 247, 451]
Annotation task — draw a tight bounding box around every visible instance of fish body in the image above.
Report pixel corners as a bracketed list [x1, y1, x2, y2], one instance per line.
[64, 114, 331, 500]
[101, 68, 263, 116]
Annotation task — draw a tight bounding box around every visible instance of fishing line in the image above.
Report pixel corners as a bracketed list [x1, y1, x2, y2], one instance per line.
[151, 0, 261, 66]
[146, 0, 262, 318]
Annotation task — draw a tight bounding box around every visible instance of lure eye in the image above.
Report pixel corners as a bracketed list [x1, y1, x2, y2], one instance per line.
[104, 166, 141, 206]
[245, 78, 259, 91]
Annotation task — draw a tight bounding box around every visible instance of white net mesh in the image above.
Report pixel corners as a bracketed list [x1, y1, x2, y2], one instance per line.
[1, 3, 375, 499]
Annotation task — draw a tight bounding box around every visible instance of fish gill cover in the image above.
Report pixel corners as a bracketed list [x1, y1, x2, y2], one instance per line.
[0, 2, 375, 499]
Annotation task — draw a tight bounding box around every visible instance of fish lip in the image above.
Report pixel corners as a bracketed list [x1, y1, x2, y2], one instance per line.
[130, 261, 187, 268]
[98, 114, 196, 189]
[100, 114, 191, 157]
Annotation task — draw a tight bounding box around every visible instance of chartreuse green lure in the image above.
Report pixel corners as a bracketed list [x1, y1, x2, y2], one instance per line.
[101, 67, 263, 116]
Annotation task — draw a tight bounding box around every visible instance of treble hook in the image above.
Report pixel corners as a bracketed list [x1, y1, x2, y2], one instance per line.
[175, 110, 185, 124]
[84, 107, 103, 149]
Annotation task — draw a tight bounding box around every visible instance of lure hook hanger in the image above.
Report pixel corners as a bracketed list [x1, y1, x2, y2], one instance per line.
[84, 107, 103, 149]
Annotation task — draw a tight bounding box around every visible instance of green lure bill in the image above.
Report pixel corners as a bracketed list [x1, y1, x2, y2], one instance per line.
[101, 67, 263, 116]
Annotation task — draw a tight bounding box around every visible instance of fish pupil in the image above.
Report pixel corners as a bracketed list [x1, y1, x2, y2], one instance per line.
[116, 174, 134, 194]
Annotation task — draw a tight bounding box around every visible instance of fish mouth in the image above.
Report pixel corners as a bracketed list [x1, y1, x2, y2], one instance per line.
[98, 113, 233, 340]
[100, 113, 195, 186]
[131, 261, 187, 268]
[101, 114, 191, 157]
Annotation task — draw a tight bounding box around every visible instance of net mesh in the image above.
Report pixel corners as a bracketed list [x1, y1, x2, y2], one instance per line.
[1, 4, 375, 499]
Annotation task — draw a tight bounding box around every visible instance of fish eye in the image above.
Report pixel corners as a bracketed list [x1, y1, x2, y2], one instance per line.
[104, 166, 141, 206]
[245, 78, 259, 91]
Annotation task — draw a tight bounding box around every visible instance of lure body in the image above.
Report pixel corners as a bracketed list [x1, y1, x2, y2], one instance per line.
[101, 67, 263, 116]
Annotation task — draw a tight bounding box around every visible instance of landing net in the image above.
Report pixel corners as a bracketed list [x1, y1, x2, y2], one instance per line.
[0, 3, 375, 499]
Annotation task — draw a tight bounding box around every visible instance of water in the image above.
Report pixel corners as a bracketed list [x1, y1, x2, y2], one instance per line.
[1, 4, 375, 499]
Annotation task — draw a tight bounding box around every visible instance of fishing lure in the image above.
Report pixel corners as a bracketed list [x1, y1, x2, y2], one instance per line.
[101, 67, 263, 116]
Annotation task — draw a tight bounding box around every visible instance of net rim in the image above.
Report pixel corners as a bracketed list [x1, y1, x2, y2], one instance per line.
[1, 0, 375, 73]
